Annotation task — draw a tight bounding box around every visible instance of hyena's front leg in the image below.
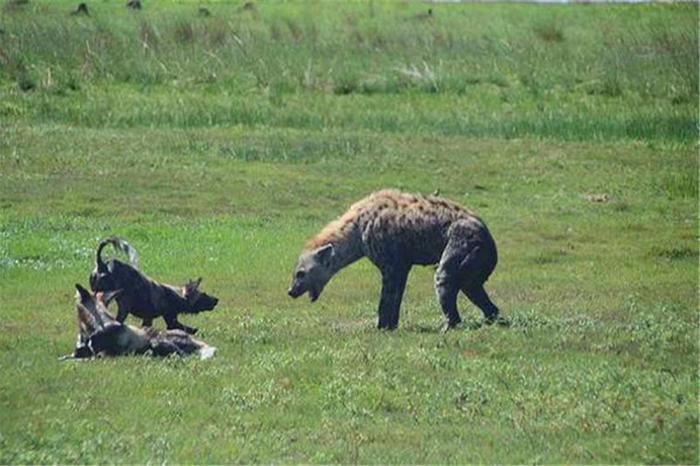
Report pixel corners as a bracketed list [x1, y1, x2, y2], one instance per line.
[377, 265, 411, 330]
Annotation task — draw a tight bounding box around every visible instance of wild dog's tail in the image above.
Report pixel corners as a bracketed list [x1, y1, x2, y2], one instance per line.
[96, 236, 139, 269]
[198, 346, 217, 360]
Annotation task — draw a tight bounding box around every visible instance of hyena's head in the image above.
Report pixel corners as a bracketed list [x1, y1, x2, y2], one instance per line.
[288, 244, 335, 302]
[182, 278, 219, 313]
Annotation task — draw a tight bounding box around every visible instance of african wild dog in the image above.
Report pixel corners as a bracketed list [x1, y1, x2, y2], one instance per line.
[288, 189, 501, 332]
[90, 237, 219, 335]
[63, 284, 216, 360]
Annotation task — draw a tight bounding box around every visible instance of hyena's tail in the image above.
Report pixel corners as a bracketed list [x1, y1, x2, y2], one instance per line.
[96, 236, 139, 269]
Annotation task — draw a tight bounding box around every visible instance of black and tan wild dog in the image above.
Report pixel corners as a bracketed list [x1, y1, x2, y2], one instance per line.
[63, 284, 216, 360]
[90, 237, 219, 335]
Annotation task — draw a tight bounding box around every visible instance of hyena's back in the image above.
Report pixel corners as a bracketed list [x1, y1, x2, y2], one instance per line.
[351, 189, 491, 266]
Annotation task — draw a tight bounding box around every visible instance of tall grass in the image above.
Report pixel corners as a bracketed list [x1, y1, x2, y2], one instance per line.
[0, 2, 697, 141]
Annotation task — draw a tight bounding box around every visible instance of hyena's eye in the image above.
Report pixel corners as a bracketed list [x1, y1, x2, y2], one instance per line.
[296, 270, 306, 279]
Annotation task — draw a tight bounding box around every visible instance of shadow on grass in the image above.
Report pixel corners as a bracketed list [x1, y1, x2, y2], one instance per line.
[401, 316, 511, 334]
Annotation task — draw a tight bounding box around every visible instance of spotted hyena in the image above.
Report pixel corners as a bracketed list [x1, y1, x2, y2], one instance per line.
[288, 189, 501, 332]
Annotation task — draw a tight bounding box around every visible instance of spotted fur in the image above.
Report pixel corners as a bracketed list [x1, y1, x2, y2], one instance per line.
[289, 189, 500, 331]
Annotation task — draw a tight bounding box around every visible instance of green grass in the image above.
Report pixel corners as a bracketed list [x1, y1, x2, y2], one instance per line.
[0, 1, 698, 463]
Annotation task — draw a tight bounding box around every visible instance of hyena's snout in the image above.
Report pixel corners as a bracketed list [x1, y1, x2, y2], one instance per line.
[288, 276, 314, 300]
[287, 282, 303, 298]
[288, 280, 321, 302]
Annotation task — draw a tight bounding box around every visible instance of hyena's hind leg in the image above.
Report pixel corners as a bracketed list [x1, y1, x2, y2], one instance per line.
[462, 283, 499, 323]
[435, 219, 499, 332]
[435, 249, 464, 332]
[459, 234, 500, 324]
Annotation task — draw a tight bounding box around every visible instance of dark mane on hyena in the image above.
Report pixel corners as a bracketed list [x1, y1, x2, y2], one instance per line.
[305, 199, 364, 250]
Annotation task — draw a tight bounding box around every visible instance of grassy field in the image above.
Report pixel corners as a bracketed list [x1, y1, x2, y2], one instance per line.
[0, 0, 698, 463]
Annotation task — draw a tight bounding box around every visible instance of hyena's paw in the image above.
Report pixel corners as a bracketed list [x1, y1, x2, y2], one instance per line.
[440, 318, 461, 334]
[494, 315, 511, 327]
[484, 314, 510, 327]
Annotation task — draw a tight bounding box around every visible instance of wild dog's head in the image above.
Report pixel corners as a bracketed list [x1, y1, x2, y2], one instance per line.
[89, 265, 117, 293]
[73, 284, 122, 358]
[288, 244, 335, 302]
[182, 278, 219, 313]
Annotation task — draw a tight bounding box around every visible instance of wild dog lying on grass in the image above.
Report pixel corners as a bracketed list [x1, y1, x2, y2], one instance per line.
[288, 189, 502, 332]
[90, 237, 219, 335]
[62, 284, 216, 360]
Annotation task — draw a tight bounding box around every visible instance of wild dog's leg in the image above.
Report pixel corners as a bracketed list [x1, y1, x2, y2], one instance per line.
[377, 265, 410, 330]
[163, 313, 198, 335]
[115, 300, 129, 324]
[150, 339, 185, 357]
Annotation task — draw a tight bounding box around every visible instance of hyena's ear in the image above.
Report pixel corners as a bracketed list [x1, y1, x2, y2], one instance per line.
[75, 284, 93, 304]
[315, 244, 335, 266]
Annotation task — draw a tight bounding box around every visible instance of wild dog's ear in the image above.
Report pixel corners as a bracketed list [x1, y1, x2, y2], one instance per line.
[185, 278, 202, 291]
[183, 278, 202, 300]
[101, 289, 122, 306]
[315, 244, 335, 266]
[77, 303, 94, 326]
[75, 284, 93, 303]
